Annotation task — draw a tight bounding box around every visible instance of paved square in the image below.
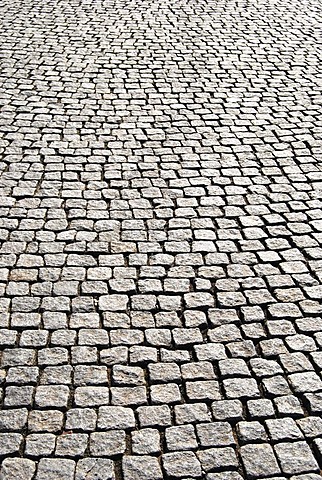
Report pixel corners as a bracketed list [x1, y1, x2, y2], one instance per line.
[0, 0, 322, 478]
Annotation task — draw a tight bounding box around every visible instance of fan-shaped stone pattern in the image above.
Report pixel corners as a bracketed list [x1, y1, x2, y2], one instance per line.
[0, 0, 322, 478]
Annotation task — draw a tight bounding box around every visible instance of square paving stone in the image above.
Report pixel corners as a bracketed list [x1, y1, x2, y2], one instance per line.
[288, 372, 322, 393]
[240, 443, 281, 478]
[0, 458, 36, 480]
[223, 378, 260, 399]
[165, 425, 198, 451]
[194, 343, 227, 362]
[65, 408, 97, 431]
[174, 403, 210, 425]
[75, 387, 110, 407]
[212, 400, 243, 422]
[162, 451, 202, 478]
[0, 433, 23, 455]
[137, 405, 172, 428]
[98, 406, 135, 430]
[151, 383, 181, 404]
[274, 442, 319, 475]
[131, 428, 161, 455]
[122, 456, 163, 480]
[304, 393, 322, 414]
[265, 418, 304, 441]
[55, 433, 88, 457]
[35, 385, 70, 408]
[36, 459, 76, 480]
[90, 431, 126, 457]
[247, 399, 275, 419]
[236, 421, 268, 444]
[186, 380, 221, 401]
[75, 458, 115, 480]
[25, 433, 56, 456]
[0, 408, 28, 431]
[297, 416, 322, 438]
[196, 422, 235, 447]
[197, 447, 238, 472]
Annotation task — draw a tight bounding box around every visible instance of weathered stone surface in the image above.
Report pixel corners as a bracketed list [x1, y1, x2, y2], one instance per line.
[35, 459, 76, 480]
[0, 458, 36, 480]
[90, 431, 126, 456]
[162, 451, 202, 478]
[1, 0, 322, 476]
[240, 444, 281, 478]
[75, 458, 115, 480]
[122, 456, 163, 480]
[274, 442, 319, 475]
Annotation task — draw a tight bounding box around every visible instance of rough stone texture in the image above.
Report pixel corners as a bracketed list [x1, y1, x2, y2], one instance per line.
[0, 458, 36, 480]
[35, 459, 76, 480]
[274, 442, 319, 475]
[1, 0, 322, 478]
[122, 456, 163, 480]
[240, 444, 281, 478]
[75, 458, 115, 480]
[162, 451, 202, 478]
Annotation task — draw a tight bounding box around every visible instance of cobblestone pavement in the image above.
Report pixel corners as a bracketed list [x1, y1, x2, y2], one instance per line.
[0, 0, 322, 478]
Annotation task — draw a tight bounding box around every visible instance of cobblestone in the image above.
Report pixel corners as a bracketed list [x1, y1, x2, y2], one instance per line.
[1, 0, 322, 477]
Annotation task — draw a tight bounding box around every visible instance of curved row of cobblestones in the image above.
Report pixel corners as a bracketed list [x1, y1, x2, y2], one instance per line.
[0, 0, 322, 478]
